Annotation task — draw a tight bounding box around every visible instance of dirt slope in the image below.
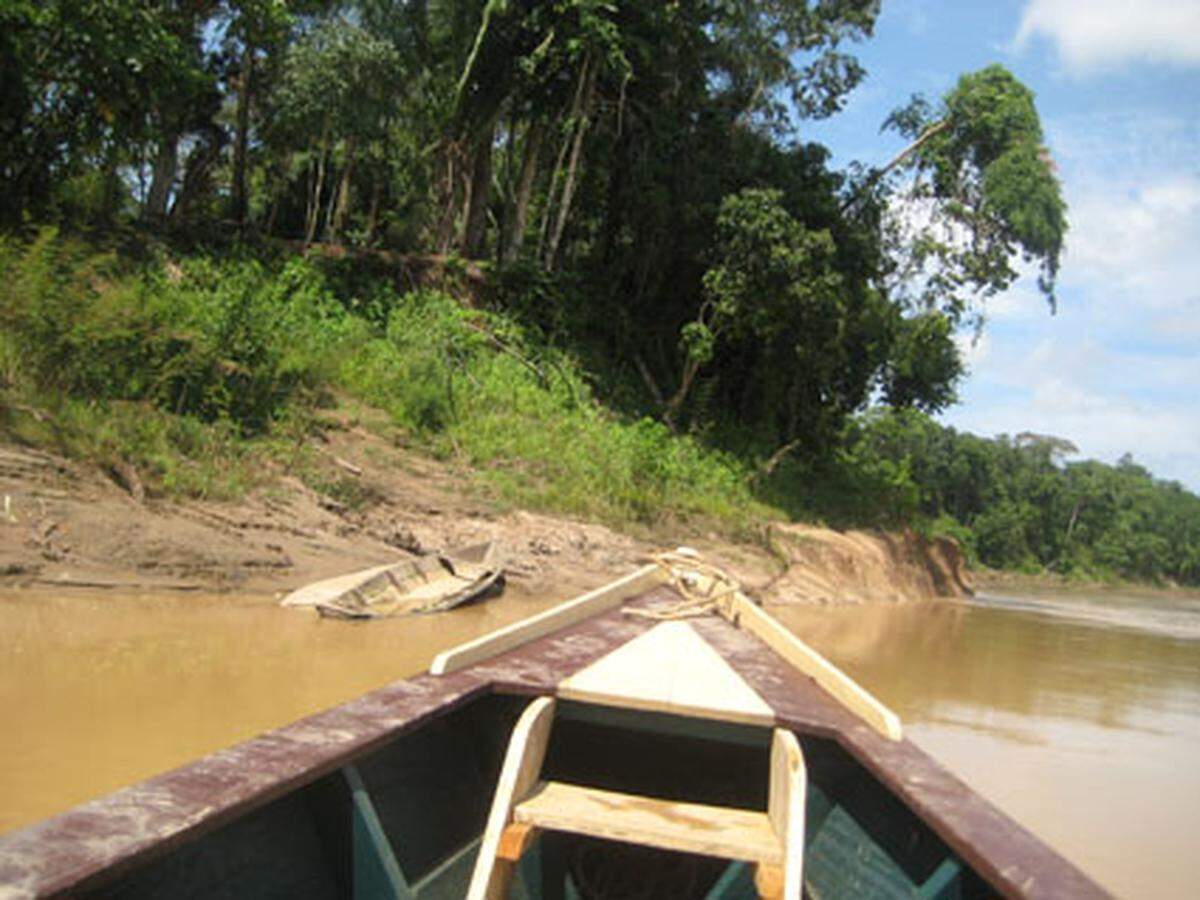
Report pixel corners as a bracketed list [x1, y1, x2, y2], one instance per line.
[0, 432, 970, 604]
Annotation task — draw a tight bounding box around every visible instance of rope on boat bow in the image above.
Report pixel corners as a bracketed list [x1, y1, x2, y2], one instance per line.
[622, 548, 743, 621]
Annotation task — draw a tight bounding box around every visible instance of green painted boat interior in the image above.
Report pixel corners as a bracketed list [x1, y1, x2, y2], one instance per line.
[83, 694, 992, 898]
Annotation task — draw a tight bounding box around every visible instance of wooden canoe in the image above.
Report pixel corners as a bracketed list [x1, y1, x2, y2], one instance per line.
[280, 541, 504, 619]
[0, 557, 1110, 898]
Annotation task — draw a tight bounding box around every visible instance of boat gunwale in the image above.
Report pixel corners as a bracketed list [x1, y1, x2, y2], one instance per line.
[0, 579, 1110, 899]
[0, 674, 493, 897]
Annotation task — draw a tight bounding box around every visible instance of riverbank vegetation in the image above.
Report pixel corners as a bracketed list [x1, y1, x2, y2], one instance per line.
[2, 1, 1194, 586]
[0, 230, 762, 527]
[797, 410, 1200, 586]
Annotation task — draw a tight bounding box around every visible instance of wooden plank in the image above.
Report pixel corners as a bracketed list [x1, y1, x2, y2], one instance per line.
[918, 857, 963, 899]
[410, 837, 481, 896]
[556, 700, 771, 749]
[431, 565, 665, 675]
[344, 764, 412, 900]
[498, 823, 539, 862]
[467, 697, 557, 900]
[558, 621, 775, 726]
[754, 864, 784, 899]
[767, 730, 806, 900]
[722, 592, 902, 740]
[514, 781, 783, 865]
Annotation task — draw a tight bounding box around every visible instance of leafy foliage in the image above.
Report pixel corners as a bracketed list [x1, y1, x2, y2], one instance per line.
[340, 288, 762, 527]
[1, 0, 220, 223]
[0, 232, 763, 528]
[804, 409, 1200, 586]
[688, 188, 887, 451]
[0, 230, 357, 433]
[880, 64, 1068, 321]
[2, 5, 1054, 468]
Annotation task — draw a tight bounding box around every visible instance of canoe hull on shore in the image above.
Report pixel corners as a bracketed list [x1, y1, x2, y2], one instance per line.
[280, 541, 504, 619]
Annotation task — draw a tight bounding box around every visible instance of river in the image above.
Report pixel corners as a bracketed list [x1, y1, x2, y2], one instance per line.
[1, 583, 1198, 897]
[773, 589, 1200, 898]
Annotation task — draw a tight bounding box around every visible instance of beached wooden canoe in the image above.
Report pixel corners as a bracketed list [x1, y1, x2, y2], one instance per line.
[0, 554, 1109, 898]
[280, 542, 504, 619]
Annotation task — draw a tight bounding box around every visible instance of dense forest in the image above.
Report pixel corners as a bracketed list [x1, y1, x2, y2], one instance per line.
[795, 410, 1200, 585]
[1, 1, 1196, 585]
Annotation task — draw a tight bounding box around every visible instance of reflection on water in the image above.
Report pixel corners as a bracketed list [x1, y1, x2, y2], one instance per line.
[0, 584, 567, 835]
[2, 584, 1198, 898]
[774, 592, 1200, 899]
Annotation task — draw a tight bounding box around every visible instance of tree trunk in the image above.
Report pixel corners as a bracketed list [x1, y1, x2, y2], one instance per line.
[144, 134, 178, 221]
[231, 45, 254, 230]
[170, 126, 224, 222]
[329, 139, 355, 243]
[500, 120, 544, 265]
[99, 150, 123, 225]
[365, 177, 382, 244]
[305, 126, 330, 246]
[663, 355, 701, 429]
[265, 194, 279, 237]
[323, 151, 342, 244]
[435, 147, 460, 254]
[537, 56, 590, 265]
[598, 129, 631, 266]
[1065, 497, 1084, 543]
[536, 122, 572, 264]
[305, 160, 316, 240]
[544, 56, 595, 271]
[460, 124, 495, 259]
[841, 117, 952, 213]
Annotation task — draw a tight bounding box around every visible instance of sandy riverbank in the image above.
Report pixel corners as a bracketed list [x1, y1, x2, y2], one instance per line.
[0, 429, 971, 606]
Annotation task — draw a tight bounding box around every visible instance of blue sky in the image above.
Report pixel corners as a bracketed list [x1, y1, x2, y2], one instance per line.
[806, 0, 1200, 490]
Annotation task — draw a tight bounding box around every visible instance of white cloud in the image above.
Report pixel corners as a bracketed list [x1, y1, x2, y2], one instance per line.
[1151, 300, 1200, 343]
[1015, 0, 1200, 72]
[942, 331, 1200, 489]
[971, 334, 1199, 410]
[954, 330, 990, 370]
[1047, 112, 1200, 180]
[945, 384, 1200, 488]
[986, 275, 1053, 323]
[905, 4, 931, 38]
[1061, 174, 1200, 313]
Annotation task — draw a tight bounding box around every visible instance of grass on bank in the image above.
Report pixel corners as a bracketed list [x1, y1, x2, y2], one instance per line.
[4, 230, 1195, 587]
[0, 229, 771, 532]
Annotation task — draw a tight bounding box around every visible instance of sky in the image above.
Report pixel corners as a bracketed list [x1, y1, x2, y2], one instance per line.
[805, 0, 1200, 491]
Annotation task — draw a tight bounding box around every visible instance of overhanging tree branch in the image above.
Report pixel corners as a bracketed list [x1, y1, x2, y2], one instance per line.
[840, 117, 951, 214]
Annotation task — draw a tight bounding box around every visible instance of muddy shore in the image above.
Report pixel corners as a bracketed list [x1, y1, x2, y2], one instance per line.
[0, 431, 971, 606]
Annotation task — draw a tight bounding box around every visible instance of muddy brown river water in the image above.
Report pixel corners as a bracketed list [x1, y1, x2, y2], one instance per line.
[1, 583, 1198, 897]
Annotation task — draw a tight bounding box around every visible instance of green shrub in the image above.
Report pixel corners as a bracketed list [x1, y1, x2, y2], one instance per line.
[0, 232, 771, 529]
[0, 230, 357, 434]
[971, 502, 1036, 569]
[337, 287, 764, 528]
[921, 513, 978, 563]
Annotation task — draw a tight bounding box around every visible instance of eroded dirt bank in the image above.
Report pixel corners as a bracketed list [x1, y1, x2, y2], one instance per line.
[0, 433, 970, 604]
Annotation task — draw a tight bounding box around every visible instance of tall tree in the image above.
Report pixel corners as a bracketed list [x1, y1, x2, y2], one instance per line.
[223, 0, 293, 230]
[0, 0, 218, 223]
[869, 64, 1068, 326]
[268, 16, 401, 244]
